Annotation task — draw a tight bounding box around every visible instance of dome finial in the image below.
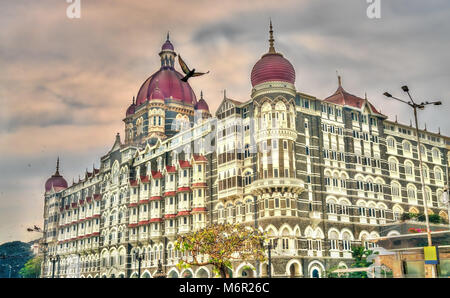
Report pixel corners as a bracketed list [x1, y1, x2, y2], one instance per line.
[268, 19, 276, 54]
[55, 157, 60, 175]
[336, 70, 342, 87]
[200, 90, 203, 99]
[167, 31, 170, 41]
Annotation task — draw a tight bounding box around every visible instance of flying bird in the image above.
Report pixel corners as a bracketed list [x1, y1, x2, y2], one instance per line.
[178, 55, 209, 82]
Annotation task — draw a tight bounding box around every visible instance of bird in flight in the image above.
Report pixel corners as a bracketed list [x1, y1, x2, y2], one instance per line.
[178, 55, 209, 82]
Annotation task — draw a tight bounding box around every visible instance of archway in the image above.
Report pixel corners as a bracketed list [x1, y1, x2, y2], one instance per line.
[181, 269, 193, 278]
[196, 268, 209, 278]
[312, 269, 320, 278]
[168, 270, 179, 278]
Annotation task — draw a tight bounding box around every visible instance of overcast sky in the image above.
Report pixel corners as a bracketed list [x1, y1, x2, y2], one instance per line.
[0, 0, 449, 244]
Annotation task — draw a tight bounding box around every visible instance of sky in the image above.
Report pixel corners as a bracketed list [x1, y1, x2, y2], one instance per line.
[0, 0, 449, 244]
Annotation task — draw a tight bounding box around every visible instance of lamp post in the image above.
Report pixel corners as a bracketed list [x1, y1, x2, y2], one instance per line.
[134, 251, 144, 278]
[260, 239, 272, 278]
[383, 86, 442, 277]
[49, 255, 60, 278]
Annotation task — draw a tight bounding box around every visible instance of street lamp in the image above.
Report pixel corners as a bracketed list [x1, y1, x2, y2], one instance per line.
[260, 239, 273, 278]
[383, 86, 442, 277]
[134, 250, 144, 278]
[49, 255, 60, 278]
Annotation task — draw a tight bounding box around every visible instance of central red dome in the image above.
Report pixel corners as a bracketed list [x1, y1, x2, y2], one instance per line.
[136, 68, 197, 106]
[251, 53, 295, 87]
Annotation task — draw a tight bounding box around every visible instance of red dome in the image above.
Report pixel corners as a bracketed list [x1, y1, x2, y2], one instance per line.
[251, 53, 295, 87]
[136, 69, 197, 106]
[126, 103, 135, 116]
[45, 175, 68, 192]
[195, 98, 209, 111]
[45, 158, 67, 192]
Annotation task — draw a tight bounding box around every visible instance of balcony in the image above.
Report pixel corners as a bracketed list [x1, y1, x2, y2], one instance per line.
[251, 178, 305, 195]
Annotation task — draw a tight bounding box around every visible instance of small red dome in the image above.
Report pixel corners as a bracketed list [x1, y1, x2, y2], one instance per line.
[126, 103, 135, 116]
[251, 53, 295, 87]
[136, 69, 197, 106]
[195, 98, 209, 111]
[45, 159, 67, 192]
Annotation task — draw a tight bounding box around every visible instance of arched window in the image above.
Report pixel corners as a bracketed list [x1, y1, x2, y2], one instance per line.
[393, 205, 403, 221]
[388, 157, 398, 173]
[403, 141, 412, 154]
[391, 181, 401, 198]
[407, 185, 417, 201]
[404, 160, 414, 176]
[329, 231, 339, 250]
[342, 231, 352, 251]
[387, 137, 396, 150]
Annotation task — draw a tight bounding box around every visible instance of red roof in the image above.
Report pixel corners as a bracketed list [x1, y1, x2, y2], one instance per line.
[138, 220, 150, 226]
[138, 199, 149, 205]
[192, 182, 207, 188]
[150, 196, 162, 201]
[166, 166, 176, 173]
[128, 203, 138, 207]
[179, 160, 191, 168]
[164, 214, 177, 219]
[79, 200, 85, 205]
[151, 171, 163, 179]
[164, 191, 176, 197]
[71, 203, 78, 208]
[130, 180, 138, 186]
[140, 175, 150, 183]
[93, 194, 102, 201]
[193, 155, 207, 162]
[177, 211, 191, 216]
[86, 197, 92, 203]
[323, 85, 385, 116]
[177, 187, 191, 192]
[192, 207, 207, 212]
[128, 223, 138, 228]
[150, 218, 162, 222]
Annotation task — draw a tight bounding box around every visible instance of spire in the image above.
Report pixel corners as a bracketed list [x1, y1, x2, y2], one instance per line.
[268, 19, 276, 54]
[167, 31, 170, 41]
[132, 96, 135, 105]
[223, 89, 227, 99]
[200, 90, 203, 100]
[438, 127, 441, 135]
[54, 157, 60, 176]
[337, 71, 342, 87]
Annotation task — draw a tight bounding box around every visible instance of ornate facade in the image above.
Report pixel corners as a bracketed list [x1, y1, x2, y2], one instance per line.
[41, 25, 449, 278]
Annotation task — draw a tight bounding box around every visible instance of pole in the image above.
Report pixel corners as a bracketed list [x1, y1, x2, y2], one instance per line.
[412, 106, 435, 278]
[268, 243, 272, 278]
[52, 259, 56, 279]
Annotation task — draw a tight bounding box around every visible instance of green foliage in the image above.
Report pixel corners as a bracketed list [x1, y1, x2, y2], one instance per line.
[0, 241, 34, 278]
[428, 214, 442, 224]
[401, 212, 412, 221]
[348, 246, 377, 278]
[19, 256, 42, 278]
[175, 223, 266, 278]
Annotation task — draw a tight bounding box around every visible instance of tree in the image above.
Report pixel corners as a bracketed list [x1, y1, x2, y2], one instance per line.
[348, 246, 376, 278]
[0, 241, 34, 278]
[19, 256, 42, 278]
[174, 223, 266, 278]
